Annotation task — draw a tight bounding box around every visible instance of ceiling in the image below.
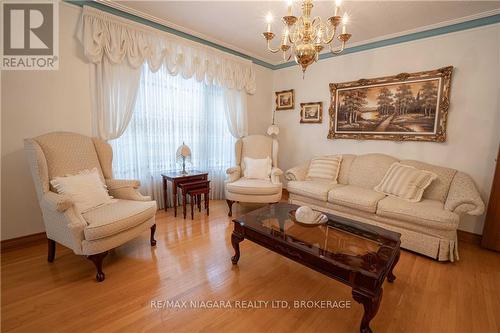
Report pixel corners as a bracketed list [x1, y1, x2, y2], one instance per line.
[114, 1, 500, 65]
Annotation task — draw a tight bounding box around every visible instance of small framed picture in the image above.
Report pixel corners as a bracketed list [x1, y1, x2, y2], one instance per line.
[275, 89, 295, 110]
[300, 102, 323, 123]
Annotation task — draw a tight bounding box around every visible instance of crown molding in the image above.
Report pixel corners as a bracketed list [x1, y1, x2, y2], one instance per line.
[66, 1, 500, 71]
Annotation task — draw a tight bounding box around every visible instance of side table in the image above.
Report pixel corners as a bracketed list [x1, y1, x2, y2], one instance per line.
[161, 170, 208, 217]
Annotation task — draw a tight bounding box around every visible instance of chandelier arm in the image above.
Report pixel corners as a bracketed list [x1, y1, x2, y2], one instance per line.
[323, 27, 337, 44]
[329, 41, 346, 54]
[266, 39, 282, 53]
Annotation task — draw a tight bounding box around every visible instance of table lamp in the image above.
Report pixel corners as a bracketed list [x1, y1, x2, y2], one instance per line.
[176, 142, 192, 174]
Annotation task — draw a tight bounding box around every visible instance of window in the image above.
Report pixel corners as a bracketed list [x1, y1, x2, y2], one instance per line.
[111, 65, 235, 208]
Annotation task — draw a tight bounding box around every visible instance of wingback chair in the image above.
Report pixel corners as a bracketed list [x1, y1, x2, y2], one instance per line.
[24, 132, 157, 282]
[224, 135, 283, 216]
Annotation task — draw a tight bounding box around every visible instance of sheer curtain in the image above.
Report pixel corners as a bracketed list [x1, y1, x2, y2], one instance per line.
[110, 64, 235, 209]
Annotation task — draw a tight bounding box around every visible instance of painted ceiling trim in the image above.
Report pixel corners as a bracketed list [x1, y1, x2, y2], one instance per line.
[67, 1, 500, 71]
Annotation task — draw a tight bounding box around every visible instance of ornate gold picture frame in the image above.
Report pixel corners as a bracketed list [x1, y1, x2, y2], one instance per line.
[328, 66, 453, 142]
[275, 89, 295, 110]
[300, 102, 323, 123]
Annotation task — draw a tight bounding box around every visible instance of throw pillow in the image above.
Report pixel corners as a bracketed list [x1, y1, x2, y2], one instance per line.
[50, 168, 114, 213]
[374, 162, 438, 202]
[306, 155, 342, 183]
[243, 157, 272, 180]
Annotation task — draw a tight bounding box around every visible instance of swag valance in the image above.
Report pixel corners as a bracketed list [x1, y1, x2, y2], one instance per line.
[78, 6, 256, 94]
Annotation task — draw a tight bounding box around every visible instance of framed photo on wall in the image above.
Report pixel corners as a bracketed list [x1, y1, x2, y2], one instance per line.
[300, 102, 323, 123]
[328, 66, 453, 142]
[275, 89, 295, 110]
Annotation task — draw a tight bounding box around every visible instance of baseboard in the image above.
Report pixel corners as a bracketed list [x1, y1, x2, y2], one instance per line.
[1, 232, 47, 251]
[457, 230, 482, 245]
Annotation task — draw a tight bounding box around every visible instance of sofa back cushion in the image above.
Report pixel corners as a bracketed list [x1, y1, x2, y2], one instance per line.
[400, 160, 457, 202]
[337, 154, 356, 185]
[348, 154, 399, 189]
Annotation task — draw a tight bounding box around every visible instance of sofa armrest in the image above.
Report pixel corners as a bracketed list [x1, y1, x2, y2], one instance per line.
[42, 191, 74, 212]
[445, 172, 485, 215]
[285, 163, 309, 181]
[226, 166, 241, 183]
[271, 167, 283, 184]
[105, 179, 140, 190]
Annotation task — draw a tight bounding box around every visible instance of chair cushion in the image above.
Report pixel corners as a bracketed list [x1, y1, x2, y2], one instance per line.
[226, 178, 281, 195]
[83, 200, 157, 241]
[328, 185, 386, 213]
[287, 181, 340, 201]
[377, 197, 459, 230]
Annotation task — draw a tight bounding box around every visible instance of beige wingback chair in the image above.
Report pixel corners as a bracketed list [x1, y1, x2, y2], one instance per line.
[24, 132, 157, 282]
[224, 135, 283, 216]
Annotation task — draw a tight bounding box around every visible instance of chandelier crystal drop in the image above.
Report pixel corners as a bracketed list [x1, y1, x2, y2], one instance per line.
[262, 0, 352, 76]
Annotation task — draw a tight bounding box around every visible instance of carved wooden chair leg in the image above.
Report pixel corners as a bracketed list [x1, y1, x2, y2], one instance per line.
[47, 239, 56, 263]
[87, 251, 108, 282]
[226, 200, 234, 217]
[150, 224, 157, 246]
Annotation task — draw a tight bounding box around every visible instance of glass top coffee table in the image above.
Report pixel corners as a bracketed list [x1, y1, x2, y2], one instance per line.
[230, 203, 401, 333]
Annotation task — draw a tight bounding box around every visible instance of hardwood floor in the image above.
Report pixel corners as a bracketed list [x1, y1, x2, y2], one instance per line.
[2, 200, 500, 333]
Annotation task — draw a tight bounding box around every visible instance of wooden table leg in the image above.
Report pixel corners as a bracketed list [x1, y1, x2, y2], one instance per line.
[163, 177, 168, 212]
[352, 288, 383, 333]
[182, 189, 187, 219]
[173, 180, 178, 217]
[205, 192, 209, 216]
[190, 194, 194, 220]
[231, 230, 244, 264]
[387, 249, 400, 282]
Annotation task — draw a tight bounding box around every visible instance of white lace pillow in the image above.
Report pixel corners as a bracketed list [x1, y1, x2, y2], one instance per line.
[50, 168, 114, 213]
[243, 157, 272, 180]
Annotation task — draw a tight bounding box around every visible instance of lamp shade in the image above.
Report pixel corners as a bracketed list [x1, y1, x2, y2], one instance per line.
[176, 143, 192, 163]
[267, 124, 280, 136]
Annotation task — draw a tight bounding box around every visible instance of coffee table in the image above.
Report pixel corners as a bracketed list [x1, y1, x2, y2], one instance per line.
[230, 203, 401, 333]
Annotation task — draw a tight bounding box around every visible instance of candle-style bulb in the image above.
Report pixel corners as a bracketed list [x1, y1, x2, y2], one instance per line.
[266, 12, 273, 32]
[342, 13, 348, 34]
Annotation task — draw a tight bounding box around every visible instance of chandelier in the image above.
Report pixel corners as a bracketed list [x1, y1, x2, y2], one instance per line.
[263, 0, 351, 75]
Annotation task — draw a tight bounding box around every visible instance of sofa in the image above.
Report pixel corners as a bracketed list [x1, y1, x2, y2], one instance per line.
[285, 153, 485, 261]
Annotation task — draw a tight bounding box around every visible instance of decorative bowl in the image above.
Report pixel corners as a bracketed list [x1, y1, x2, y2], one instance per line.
[289, 209, 328, 227]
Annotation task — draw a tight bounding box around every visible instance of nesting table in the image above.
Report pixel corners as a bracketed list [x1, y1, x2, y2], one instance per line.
[161, 170, 208, 217]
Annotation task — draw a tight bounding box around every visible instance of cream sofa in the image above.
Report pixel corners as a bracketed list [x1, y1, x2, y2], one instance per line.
[285, 154, 485, 262]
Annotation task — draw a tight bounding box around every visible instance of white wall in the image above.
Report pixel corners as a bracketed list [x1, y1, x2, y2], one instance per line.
[0, 3, 273, 240]
[273, 24, 500, 234]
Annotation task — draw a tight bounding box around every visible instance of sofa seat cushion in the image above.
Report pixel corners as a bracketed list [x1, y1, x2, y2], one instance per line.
[287, 181, 341, 201]
[377, 197, 459, 230]
[328, 185, 386, 213]
[226, 178, 281, 196]
[83, 199, 157, 241]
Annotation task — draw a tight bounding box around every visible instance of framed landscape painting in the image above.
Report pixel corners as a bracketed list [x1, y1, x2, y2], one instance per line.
[328, 66, 453, 142]
[275, 89, 295, 110]
[300, 102, 322, 123]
